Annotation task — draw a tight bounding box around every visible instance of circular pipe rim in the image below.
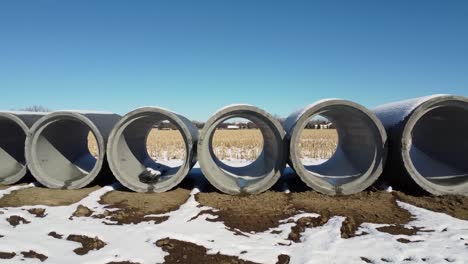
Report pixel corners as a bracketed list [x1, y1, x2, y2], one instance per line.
[107, 107, 195, 192]
[198, 104, 288, 195]
[26, 111, 105, 189]
[402, 95, 468, 195]
[0, 112, 29, 185]
[289, 99, 387, 195]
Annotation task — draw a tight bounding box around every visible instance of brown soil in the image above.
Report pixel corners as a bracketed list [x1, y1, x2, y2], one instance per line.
[66, 234, 107, 255]
[196, 190, 412, 238]
[288, 216, 329, 242]
[21, 250, 48, 262]
[27, 208, 47, 218]
[376, 225, 421, 236]
[393, 192, 468, 220]
[94, 188, 190, 225]
[290, 191, 412, 227]
[48, 231, 63, 239]
[6, 215, 30, 227]
[360, 257, 372, 263]
[276, 255, 290, 264]
[0, 252, 15, 259]
[106, 262, 141, 264]
[71, 205, 93, 218]
[396, 238, 424, 244]
[0, 185, 100, 207]
[196, 191, 297, 233]
[155, 238, 259, 264]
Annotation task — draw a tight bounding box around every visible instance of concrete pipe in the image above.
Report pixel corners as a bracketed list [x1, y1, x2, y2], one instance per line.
[374, 94, 468, 196]
[107, 107, 198, 192]
[284, 99, 387, 195]
[26, 111, 120, 189]
[198, 104, 288, 194]
[0, 111, 46, 185]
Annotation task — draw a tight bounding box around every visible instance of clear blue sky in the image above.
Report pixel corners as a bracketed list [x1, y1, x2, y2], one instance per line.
[1, 1, 467, 120]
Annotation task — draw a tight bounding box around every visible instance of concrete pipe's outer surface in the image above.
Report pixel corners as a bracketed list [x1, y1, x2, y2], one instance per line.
[107, 107, 198, 192]
[374, 94, 468, 196]
[198, 104, 288, 195]
[26, 111, 120, 189]
[284, 99, 387, 195]
[0, 111, 46, 185]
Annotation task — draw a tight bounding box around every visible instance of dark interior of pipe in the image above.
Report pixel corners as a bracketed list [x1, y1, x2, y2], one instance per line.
[410, 104, 468, 186]
[0, 117, 26, 180]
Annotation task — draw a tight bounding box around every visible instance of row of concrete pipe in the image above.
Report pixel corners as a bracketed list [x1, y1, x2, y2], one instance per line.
[0, 94, 467, 196]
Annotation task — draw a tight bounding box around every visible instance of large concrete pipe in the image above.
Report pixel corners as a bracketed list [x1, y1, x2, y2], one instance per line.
[284, 99, 387, 195]
[26, 111, 120, 189]
[0, 111, 46, 185]
[107, 107, 198, 192]
[374, 95, 468, 195]
[198, 104, 288, 194]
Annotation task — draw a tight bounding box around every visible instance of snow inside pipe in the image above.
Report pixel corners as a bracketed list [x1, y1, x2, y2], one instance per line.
[198, 104, 288, 194]
[284, 99, 387, 195]
[374, 95, 468, 196]
[26, 111, 120, 189]
[0, 111, 46, 185]
[107, 107, 198, 192]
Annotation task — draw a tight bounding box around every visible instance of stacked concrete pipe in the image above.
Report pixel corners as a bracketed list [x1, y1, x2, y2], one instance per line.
[198, 104, 288, 194]
[374, 95, 468, 196]
[107, 107, 198, 192]
[0, 111, 46, 185]
[284, 99, 387, 195]
[26, 111, 120, 189]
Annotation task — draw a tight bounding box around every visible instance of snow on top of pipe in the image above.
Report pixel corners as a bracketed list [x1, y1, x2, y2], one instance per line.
[373, 94, 448, 126]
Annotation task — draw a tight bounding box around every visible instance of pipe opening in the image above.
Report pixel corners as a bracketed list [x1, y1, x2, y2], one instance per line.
[298, 115, 338, 165]
[0, 116, 27, 183]
[211, 117, 263, 167]
[87, 132, 99, 158]
[32, 118, 101, 187]
[200, 108, 286, 194]
[408, 102, 468, 186]
[112, 113, 189, 189]
[296, 105, 382, 187]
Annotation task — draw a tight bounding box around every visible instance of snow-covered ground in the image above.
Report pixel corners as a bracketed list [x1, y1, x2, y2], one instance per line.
[1, 183, 468, 264]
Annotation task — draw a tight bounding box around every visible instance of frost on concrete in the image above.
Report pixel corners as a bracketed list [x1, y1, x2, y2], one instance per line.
[0, 181, 467, 264]
[373, 94, 446, 127]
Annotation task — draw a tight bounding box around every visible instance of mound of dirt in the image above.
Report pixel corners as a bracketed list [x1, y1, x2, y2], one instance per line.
[6, 215, 30, 227]
[27, 208, 47, 218]
[21, 250, 48, 262]
[0, 186, 100, 207]
[0, 252, 15, 259]
[95, 188, 191, 225]
[196, 190, 412, 238]
[155, 238, 259, 264]
[196, 191, 297, 233]
[393, 192, 468, 220]
[66, 234, 107, 255]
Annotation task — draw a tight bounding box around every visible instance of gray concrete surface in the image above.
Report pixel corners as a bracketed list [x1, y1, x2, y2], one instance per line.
[25, 111, 120, 189]
[284, 99, 387, 195]
[0, 111, 46, 185]
[198, 104, 288, 194]
[374, 95, 468, 195]
[107, 107, 198, 192]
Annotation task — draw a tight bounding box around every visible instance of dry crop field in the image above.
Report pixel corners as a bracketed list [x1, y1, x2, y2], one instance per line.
[88, 129, 338, 161]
